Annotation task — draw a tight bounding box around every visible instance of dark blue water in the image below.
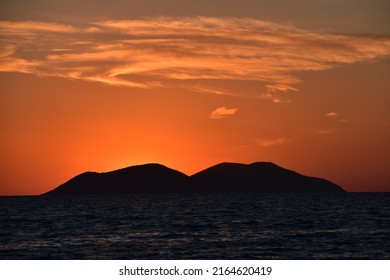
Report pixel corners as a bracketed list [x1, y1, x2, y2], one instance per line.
[0, 193, 389, 259]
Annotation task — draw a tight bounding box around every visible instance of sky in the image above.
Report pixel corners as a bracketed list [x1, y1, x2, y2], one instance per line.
[1, 0, 389, 195]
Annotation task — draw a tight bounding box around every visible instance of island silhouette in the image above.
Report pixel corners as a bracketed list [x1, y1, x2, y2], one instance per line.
[43, 162, 345, 195]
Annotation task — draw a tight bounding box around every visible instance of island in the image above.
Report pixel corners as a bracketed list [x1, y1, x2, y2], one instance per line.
[43, 162, 345, 195]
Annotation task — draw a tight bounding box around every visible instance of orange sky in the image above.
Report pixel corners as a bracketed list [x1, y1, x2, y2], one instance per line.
[1, 1, 390, 195]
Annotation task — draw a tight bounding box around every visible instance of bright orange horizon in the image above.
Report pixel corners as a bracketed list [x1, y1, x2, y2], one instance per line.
[1, 1, 390, 195]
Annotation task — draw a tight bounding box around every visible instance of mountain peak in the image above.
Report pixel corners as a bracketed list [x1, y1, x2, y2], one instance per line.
[249, 161, 280, 167]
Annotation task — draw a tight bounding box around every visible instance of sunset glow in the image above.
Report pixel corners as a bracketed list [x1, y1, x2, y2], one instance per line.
[1, 0, 389, 195]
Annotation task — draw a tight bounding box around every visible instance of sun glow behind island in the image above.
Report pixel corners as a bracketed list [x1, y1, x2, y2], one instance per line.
[1, 1, 390, 195]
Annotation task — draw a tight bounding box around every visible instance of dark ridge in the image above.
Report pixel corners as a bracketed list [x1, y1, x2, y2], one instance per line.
[190, 162, 344, 193]
[43, 162, 345, 195]
[44, 163, 190, 195]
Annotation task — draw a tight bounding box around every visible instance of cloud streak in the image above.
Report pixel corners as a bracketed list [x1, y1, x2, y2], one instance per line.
[257, 138, 291, 147]
[1, 17, 390, 97]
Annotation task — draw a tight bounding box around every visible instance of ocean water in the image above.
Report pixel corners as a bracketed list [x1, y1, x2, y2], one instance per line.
[0, 193, 389, 259]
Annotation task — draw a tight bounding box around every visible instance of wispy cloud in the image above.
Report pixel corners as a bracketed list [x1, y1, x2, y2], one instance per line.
[209, 107, 239, 119]
[1, 17, 390, 97]
[326, 112, 339, 117]
[257, 138, 292, 147]
[326, 111, 350, 123]
[260, 93, 291, 103]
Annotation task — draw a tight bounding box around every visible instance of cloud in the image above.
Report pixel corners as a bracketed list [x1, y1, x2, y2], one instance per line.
[0, 21, 79, 34]
[260, 93, 291, 103]
[326, 112, 339, 117]
[209, 107, 239, 119]
[257, 138, 291, 147]
[1, 17, 390, 96]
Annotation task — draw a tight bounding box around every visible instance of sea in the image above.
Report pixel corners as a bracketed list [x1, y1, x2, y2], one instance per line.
[0, 193, 389, 259]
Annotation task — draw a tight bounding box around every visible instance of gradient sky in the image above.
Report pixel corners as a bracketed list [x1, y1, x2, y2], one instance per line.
[1, 0, 390, 195]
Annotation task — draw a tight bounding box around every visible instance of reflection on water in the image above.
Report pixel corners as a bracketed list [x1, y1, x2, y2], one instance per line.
[0, 193, 389, 259]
